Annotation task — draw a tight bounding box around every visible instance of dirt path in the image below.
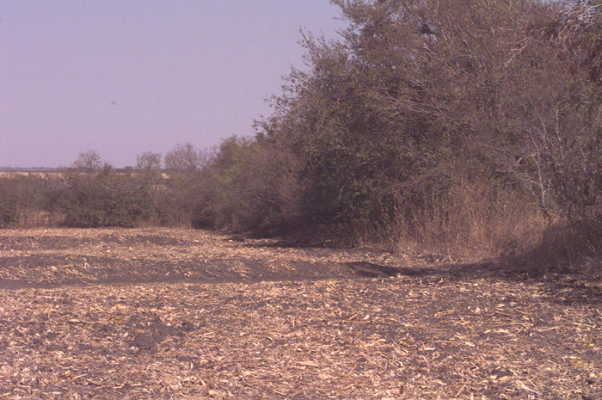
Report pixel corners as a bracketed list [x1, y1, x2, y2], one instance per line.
[0, 228, 600, 399]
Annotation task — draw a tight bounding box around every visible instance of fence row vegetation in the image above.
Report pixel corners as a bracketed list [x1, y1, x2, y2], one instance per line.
[195, 0, 602, 266]
[2, 0, 600, 271]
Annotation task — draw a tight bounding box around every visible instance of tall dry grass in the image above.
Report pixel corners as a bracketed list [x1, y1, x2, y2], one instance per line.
[390, 178, 550, 262]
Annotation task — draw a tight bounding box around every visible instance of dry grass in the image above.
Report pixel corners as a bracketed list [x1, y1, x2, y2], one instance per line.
[392, 181, 549, 262]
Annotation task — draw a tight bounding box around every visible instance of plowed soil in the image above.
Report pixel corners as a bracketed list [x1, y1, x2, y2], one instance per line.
[0, 228, 600, 399]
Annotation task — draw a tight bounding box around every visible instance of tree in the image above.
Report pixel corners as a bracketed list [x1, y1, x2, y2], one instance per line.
[72, 150, 105, 171]
[197, 0, 601, 254]
[164, 143, 203, 172]
[136, 152, 162, 170]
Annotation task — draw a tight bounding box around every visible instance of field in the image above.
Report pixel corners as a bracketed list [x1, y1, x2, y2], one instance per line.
[0, 228, 600, 399]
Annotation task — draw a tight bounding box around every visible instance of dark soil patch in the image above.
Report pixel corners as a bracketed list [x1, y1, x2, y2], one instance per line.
[0, 254, 373, 289]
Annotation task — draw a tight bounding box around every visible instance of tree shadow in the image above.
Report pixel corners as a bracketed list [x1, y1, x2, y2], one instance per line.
[342, 260, 602, 306]
[242, 235, 602, 306]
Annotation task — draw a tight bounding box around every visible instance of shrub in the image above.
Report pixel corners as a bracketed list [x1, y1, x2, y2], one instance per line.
[0, 180, 18, 228]
[56, 167, 154, 228]
[193, 137, 304, 235]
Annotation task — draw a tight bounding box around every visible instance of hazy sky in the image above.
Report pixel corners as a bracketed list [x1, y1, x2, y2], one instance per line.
[0, 1, 345, 168]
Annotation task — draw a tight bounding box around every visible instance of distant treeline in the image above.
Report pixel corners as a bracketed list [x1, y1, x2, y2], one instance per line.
[1, 0, 601, 268]
[0, 146, 205, 229]
[0, 167, 62, 172]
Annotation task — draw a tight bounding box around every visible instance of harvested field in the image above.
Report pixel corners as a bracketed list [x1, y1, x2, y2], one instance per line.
[0, 228, 600, 399]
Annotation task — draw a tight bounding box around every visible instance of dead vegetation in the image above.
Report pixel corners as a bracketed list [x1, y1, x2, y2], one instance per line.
[0, 228, 600, 399]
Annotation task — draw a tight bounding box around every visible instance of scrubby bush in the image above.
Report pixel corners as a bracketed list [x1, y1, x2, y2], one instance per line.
[193, 137, 304, 235]
[3, 1, 600, 272]
[0, 176, 60, 227]
[150, 143, 208, 227]
[56, 167, 155, 228]
[195, 0, 601, 262]
[0, 180, 18, 228]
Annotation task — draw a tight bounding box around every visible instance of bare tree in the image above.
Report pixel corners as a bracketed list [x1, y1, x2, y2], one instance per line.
[136, 152, 162, 170]
[72, 151, 105, 171]
[164, 143, 203, 172]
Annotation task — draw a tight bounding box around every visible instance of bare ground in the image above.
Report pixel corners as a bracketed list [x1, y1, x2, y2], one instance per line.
[0, 227, 600, 399]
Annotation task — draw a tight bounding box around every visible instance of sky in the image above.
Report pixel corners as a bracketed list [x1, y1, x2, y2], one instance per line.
[0, 1, 346, 168]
